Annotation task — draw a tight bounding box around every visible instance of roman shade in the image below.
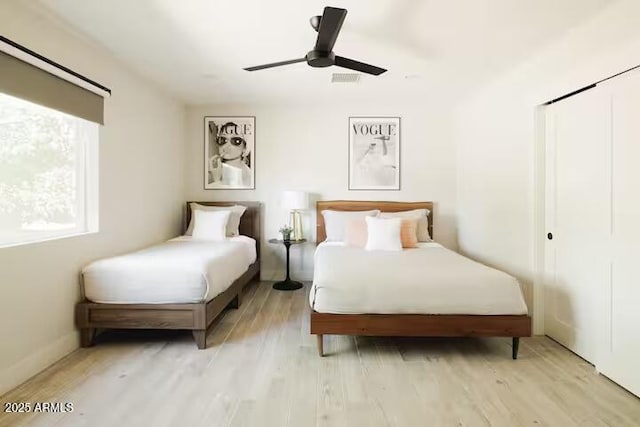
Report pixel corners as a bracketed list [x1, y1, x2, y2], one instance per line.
[0, 39, 108, 125]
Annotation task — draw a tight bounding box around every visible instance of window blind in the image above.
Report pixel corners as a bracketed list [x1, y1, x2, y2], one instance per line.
[0, 38, 108, 125]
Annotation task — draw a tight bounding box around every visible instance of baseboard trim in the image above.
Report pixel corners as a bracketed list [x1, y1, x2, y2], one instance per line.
[0, 331, 79, 397]
[261, 269, 313, 282]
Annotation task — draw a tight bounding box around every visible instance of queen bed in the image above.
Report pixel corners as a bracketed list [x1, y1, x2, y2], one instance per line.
[76, 201, 261, 349]
[310, 201, 531, 359]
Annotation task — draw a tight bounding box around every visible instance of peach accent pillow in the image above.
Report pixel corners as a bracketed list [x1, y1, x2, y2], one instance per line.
[344, 218, 368, 248]
[380, 209, 431, 241]
[400, 219, 419, 248]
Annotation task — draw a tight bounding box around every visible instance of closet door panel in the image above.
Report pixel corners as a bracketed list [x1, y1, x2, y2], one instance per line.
[544, 88, 610, 363]
[598, 71, 640, 396]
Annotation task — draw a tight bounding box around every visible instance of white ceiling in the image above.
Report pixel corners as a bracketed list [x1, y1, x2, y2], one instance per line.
[36, 0, 615, 105]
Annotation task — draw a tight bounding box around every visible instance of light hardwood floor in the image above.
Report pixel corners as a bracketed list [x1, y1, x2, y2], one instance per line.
[1, 281, 638, 427]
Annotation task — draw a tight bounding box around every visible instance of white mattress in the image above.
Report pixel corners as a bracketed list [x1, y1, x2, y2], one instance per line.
[83, 236, 257, 304]
[310, 242, 528, 315]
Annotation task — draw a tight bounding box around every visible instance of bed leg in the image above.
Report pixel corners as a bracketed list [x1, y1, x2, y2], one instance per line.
[228, 293, 240, 309]
[193, 330, 207, 349]
[512, 337, 520, 360]
[317, 334, 324, 357]
[80, 328, 95, 347]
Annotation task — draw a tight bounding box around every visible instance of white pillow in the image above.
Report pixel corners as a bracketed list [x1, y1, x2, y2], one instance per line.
[379, 209, 431, 241]
[365, 216, 402, 251]
[186, 203, 247, 237]
[191, 210, 230, 241]
[322, 209, 380, 242]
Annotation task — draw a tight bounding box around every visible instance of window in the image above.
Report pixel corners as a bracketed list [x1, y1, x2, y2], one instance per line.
[0, 92, 98, 247]
[0, 37, 107, 248]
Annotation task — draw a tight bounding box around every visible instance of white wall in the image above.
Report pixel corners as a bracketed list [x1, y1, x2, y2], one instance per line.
[453, 0, 640, 330]
[0, 3, 185, 395]
[185, 102, 457, 280]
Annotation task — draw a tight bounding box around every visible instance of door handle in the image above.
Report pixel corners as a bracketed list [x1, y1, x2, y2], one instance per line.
[547, 233, 553, 240]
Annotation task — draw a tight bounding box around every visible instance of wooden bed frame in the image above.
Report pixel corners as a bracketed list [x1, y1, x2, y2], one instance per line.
[76, 201, 261, 349]
[311, 200, 531, 359]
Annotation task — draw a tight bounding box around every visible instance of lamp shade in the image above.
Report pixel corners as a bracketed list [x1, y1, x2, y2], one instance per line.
[282, 190, 309, 210]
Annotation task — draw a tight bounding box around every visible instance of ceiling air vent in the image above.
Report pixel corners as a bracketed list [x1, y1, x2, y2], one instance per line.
[331, 73, 361, 83]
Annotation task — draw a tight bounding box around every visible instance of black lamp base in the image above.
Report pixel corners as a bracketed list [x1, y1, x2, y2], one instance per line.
[273, 280, 303, 291]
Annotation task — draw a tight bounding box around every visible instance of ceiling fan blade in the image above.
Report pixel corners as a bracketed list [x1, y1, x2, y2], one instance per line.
[314, 7, 347, 52]
[334, 56, 387, 75]
[244, 58, 306, 71]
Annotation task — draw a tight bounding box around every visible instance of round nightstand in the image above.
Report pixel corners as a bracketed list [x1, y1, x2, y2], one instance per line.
[268, 238, 306, 290]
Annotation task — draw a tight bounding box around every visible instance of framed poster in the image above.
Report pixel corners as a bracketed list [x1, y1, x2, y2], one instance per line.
[348, 117, 400, 190]
[204, 116, 255, 189]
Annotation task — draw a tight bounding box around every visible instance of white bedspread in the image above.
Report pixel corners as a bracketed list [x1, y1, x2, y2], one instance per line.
[83, 236, 256, 304]
[310, 242, 528, 315]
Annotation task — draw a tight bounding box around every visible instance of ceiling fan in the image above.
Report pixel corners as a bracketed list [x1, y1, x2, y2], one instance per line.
[244, 7, 387, 76]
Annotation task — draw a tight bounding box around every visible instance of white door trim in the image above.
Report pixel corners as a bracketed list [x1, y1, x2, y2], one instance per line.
[532, 104, 546, 335]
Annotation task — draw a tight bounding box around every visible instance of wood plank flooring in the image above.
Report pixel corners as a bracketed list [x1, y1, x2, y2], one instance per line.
[1, 282, 638, 427]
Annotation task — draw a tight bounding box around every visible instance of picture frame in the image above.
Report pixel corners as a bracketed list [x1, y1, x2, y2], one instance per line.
[204, 116, 255, 189]
[348, 116, 400, 190]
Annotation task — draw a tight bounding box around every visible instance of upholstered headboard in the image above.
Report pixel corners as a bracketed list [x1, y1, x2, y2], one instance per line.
[186, 201, 261, 258]
[315, 200, 433, 242]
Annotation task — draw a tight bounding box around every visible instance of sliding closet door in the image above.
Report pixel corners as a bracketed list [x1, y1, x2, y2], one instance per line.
[544, 88, 610, 363]
[597, 70, 640, 396]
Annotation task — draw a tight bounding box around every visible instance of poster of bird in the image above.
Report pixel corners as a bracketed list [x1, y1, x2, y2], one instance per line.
[348, 117, 400, 190]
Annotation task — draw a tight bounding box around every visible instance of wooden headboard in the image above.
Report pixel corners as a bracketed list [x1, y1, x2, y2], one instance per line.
[186, 201, 261, 258]
[316, 200, 433, 242]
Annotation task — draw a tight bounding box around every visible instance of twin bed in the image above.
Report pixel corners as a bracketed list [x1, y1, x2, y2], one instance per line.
[76, 201, 260, 349]
[75, 199, 530, 358]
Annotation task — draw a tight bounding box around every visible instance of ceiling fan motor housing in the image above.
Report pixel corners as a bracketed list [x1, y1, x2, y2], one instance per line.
[306, 50, 335, 67]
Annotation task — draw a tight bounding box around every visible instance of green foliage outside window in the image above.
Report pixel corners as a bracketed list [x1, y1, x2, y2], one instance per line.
[0, 94, 76, 229]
